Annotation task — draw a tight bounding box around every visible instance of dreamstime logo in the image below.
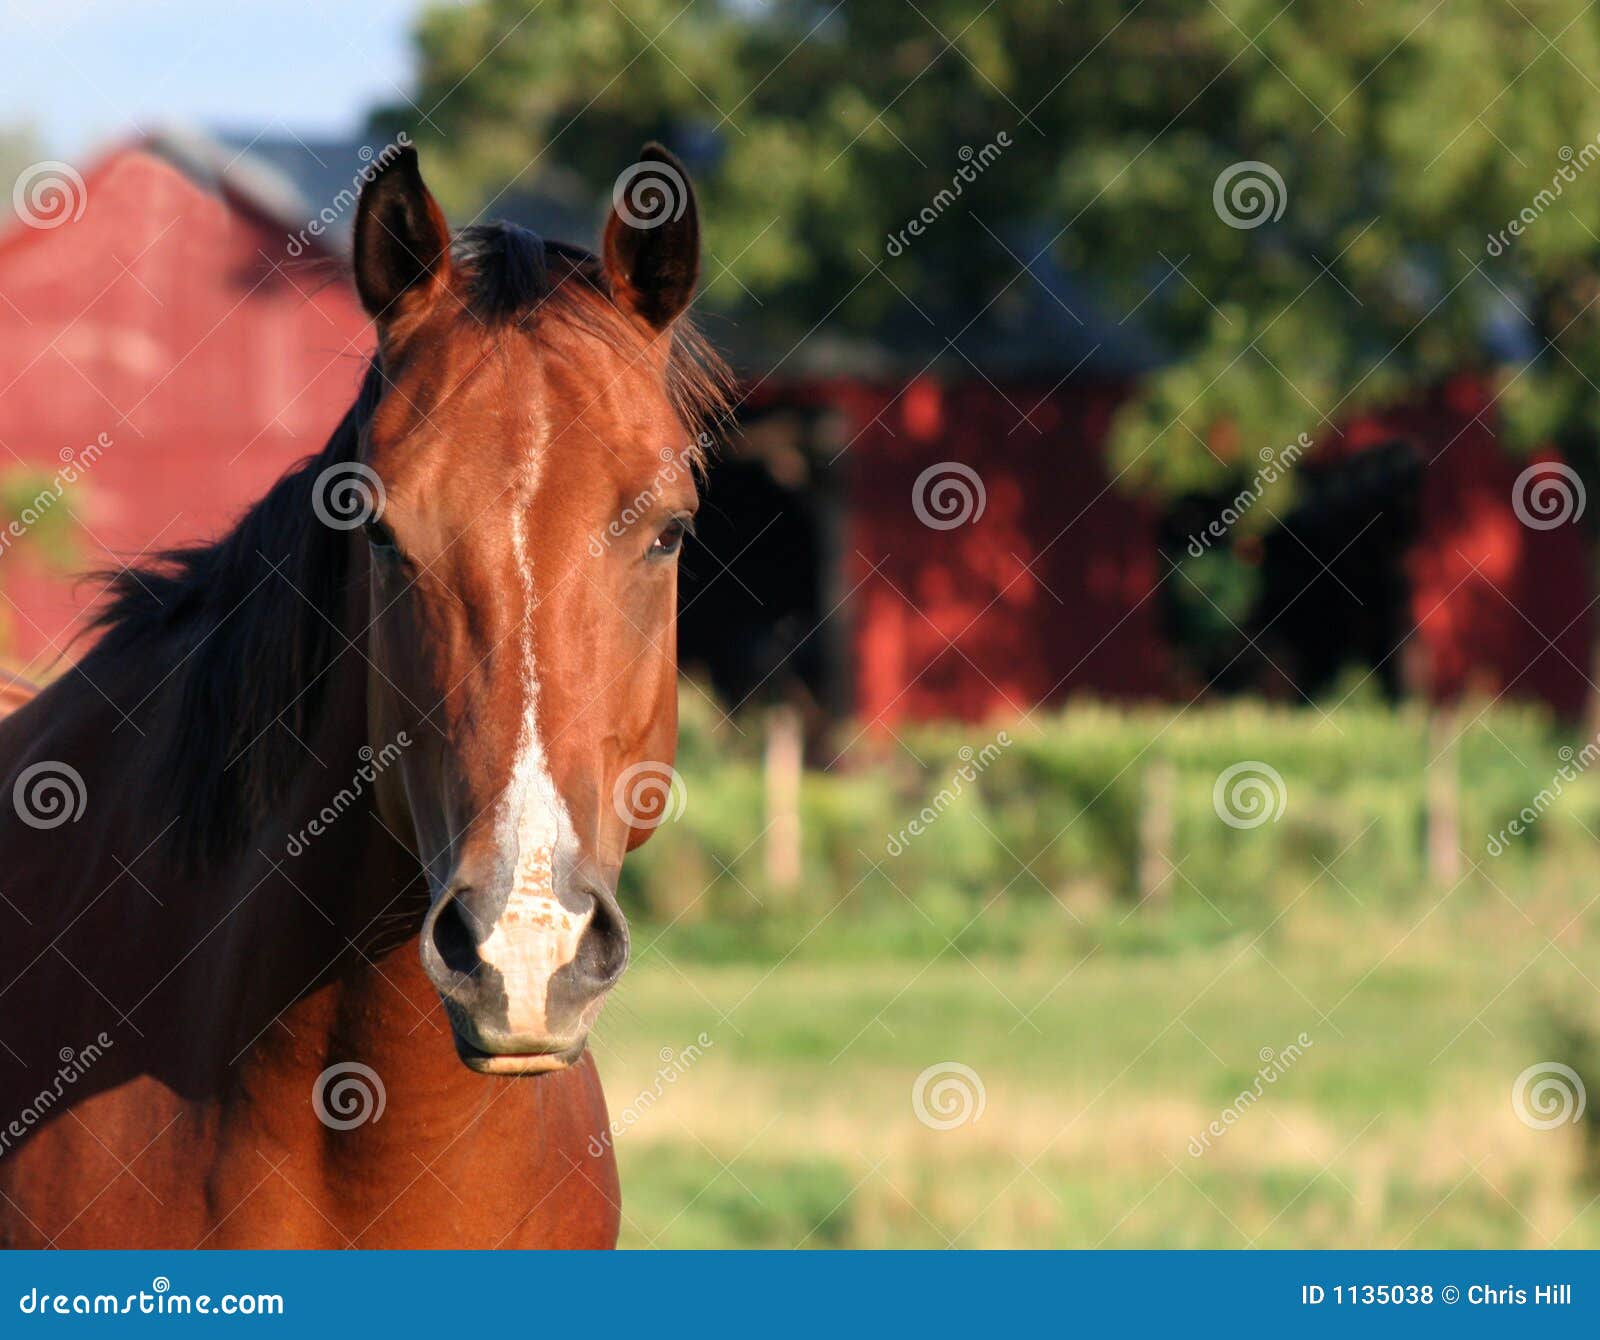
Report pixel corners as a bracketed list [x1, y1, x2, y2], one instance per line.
[1486, 733, 1600, 855]
[311, 1061, 386, 1131]
[12, 161, 87, 229]
[885, 731, 1013, 856]
[612, 761, 688, 830]
[612, 159, 688, 230]
[1186, 433, 1313, 556]
[912, 462, 986, 530]
[884, 132, 1012, 256]
[285, 132, 412, 257]
[1213, 160, 1287, 229]
[1511, 1061, 1587, 1130]
[1212, 760, 1287, 829]
[285, 732, 412, 857]
[911, 1061, 986, 1130]
[0, 433, 111, 561]
[0, 1031, 114, 1158]
[1511, 460, 1585, 530]
[311, 461, 386, 531]
[1189, 1033, 1314, 1156]
[12, 761, 87, 830]
[586, 1033, 713, 1158]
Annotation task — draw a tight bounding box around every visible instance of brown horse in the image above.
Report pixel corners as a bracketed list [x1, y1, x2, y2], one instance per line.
[0, 144, 726, 1247]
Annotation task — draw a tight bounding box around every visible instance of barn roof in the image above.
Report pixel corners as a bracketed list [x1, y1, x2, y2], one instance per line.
[14, 126, 1142, 382]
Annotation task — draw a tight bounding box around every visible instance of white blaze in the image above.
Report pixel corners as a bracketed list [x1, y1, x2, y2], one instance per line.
[475, 508, 591, 1039]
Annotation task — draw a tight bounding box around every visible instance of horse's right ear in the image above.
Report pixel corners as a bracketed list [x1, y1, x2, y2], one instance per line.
[353, 146, 453, 321]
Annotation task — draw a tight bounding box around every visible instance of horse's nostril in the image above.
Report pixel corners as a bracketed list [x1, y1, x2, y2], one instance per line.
[575, 891, 629, 987]
[430, 893, 481, 978]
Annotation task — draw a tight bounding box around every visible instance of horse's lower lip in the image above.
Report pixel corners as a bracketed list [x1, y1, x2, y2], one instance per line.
[451, 1032, 582, 1075]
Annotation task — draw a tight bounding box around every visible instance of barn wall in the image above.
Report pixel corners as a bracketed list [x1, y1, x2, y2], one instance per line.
[831, 374, 1595, 726]
[0, 149, 372, 672]
[833, 376, 1175, 727]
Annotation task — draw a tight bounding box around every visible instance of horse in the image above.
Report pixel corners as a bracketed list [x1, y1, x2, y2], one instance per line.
[0, 143, 727, 1248]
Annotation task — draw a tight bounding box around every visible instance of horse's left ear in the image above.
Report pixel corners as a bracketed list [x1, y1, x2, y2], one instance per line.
[353, 145, 453, 322]
[602, 143, 700, 329]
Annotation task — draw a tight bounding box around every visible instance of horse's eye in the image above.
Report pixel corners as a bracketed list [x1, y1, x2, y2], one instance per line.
[364, 516, 399, 555]
[649, 517, 689, 560]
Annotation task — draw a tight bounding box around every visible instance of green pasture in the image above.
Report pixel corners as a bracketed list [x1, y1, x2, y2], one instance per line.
[590, 695, 1600, 1248]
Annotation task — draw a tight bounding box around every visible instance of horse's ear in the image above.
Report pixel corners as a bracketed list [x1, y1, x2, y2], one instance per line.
[353, 146, 453, 321]
[602, 143, 700, 329]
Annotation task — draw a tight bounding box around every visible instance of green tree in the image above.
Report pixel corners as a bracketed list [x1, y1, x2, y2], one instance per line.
[380, 0, 1600, 708]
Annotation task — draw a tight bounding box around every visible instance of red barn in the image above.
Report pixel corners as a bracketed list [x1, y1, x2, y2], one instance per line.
[0, 132, 1593, 724]
[0, 134, 371, 671]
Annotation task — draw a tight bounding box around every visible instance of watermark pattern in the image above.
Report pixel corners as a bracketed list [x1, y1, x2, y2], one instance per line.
[587, 439, 707, 558]
[1186, 433, 1313, 557]
[912, 461, 986, 530]
[1511, 460, 1585, 530]
[885, 731, 1013, 856]
[586, 1033, 713, 1158]
[284, 732, 412, 857]
[1486, 138, 1600, 255]
[1485, 734, 1600, 855]
[0, 433, 111, 560]
[311, 461, 386, 531]
[1212, 760, 1287, 829]
[0, 1033, 114, 1158]
[612, 158, 689, 230]
[311, 1061, 386, 1131]
[1188, 1033, 1313, 1156]
[1511, 1061, 1587, 1130]
[1212, 160, 1286, 229]
[612, 760, 688, 830]
[12, 760, 87, 830]
[911, 1061, 986, 1130]
[285, 133, 412, 257]
[885, 132, 1012, 256]
[11, 161, 87, 230]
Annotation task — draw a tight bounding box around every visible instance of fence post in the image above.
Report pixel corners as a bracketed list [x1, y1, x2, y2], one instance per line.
[765, 704, 803, 892]
[1426, 710, 1461, 885]
[1140, 758, 1176, 907]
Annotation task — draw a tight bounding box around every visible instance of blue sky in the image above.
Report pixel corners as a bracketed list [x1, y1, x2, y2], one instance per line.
[2, 0, 422, 158]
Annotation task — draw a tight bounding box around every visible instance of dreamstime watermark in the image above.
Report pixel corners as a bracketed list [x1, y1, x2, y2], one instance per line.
[1188, 1033, 1313, 1156]
[1511, 460, 1585, 530]
[1212, 760, 1287, 829]
[1485, 733, 1600, 855]
[11, 161, 87, 230]
[12, 760, 87, 830]
[0, 1033, 114, 1158]
[612, 760, 688, 830]
[1186, 433, 1313, 557]
[311, 1061, 386, 1131]
[586, 1033, 713, 1158]
[912, 461, 986, 529]
[1486, 138, 1600, 256]
[18, 1278, 283, 1318]
[285, 133, 412, 257]
[1511, 1060, 1586, 1130]
[284, 732, 411, 857]
[1213, 160, 1287, 229]
[0, 432, 112, 559]
[885, 132, 1012, 256]
[310, 461, 385, 531]
[612, 158, 689, 230]
[911, 1061, 986, 1130]
[885, 731, 1013, 856]
[587, 437, 709, 558]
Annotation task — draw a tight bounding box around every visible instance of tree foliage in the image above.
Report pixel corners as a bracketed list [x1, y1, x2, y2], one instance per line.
[381, 0, 1600, 502]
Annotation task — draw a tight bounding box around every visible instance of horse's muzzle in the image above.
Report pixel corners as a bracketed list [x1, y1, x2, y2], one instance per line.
[420, 876, 629, 1074]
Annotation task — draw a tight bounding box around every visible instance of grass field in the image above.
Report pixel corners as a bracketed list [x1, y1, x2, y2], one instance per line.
[589, 867, 1600, 1248]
